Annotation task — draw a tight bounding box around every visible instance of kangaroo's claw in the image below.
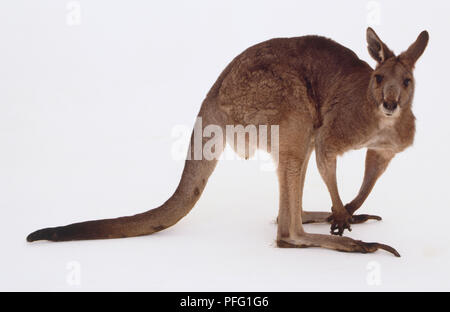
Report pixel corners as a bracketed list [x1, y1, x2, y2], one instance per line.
[328, 213, 352, 236]
[358, 241, 401, 257]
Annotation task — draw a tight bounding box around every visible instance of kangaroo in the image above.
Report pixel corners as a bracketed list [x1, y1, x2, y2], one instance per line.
[27, 28, 428, 257]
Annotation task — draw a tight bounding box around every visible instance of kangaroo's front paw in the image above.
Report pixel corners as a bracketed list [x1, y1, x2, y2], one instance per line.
[327, 211, 352, 236]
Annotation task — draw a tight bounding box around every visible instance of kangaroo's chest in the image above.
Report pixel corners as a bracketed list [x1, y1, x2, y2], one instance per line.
[361, 118, 412, 152]
[364, 130, 399, 151]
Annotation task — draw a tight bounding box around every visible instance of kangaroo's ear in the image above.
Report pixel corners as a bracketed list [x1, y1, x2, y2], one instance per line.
[399, 31, 429, 68]
[366, 27, 394, 64]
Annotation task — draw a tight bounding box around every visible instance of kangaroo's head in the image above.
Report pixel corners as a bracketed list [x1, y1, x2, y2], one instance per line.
[366, 28, 429, 118]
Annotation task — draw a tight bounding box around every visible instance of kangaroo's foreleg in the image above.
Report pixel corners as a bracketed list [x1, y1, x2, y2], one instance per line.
[293, 146, 384, 225]
[276, 147, 400, 257]
[314, 145, 352, 236]
[344, 149, 394, 222]
[302, 149, 393, 226]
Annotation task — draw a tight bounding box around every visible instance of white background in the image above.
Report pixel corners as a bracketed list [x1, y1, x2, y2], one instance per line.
[1, 0, 449, 291]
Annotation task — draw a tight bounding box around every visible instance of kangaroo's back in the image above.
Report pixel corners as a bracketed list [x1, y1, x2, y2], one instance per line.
[215, 36, 372, 129]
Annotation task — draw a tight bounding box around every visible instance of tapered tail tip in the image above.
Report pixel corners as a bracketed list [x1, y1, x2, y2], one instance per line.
[392, 249, 401, 258]
[27, 228, 57, 242]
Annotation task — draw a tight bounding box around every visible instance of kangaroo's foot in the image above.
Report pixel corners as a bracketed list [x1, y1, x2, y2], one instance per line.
[326, 212, 382, 226]
[275, 212, 382, 225]
[277, 233, 400, 257]
[349, 214, 382, 224]
[304, 211, 382, 224]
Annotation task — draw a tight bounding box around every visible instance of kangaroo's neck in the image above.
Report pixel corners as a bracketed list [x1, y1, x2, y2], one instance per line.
[324, 66, 379, 126]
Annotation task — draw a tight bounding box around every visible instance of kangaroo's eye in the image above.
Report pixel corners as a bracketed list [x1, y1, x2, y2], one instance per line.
[375, 75, 383, 84]
[404, 78, 411, 87]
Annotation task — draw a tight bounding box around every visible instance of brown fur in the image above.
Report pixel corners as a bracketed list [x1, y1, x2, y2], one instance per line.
[27, 28, 429, 257]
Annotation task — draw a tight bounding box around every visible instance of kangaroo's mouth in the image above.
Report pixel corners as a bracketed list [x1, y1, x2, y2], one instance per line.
[380, 104, 398, 117]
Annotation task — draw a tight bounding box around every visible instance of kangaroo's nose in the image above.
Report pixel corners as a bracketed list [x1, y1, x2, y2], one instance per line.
[383, 101, 398, 111]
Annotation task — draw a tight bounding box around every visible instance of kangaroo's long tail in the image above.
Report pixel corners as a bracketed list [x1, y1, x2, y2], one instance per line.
[27, 106, 225, 242]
